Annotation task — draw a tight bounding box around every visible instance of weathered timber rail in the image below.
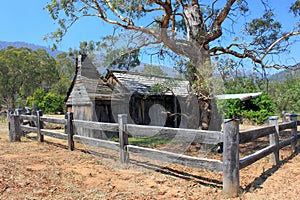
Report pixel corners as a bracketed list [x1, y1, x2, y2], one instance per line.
[7, 111, 299, 198]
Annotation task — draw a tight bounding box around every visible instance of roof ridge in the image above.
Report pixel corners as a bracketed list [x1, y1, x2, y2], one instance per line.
[108, 69, 187, 81]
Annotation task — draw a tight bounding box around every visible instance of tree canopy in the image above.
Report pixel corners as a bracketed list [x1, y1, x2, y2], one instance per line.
[141, 64, 168, 76]
[46, 1, 300, 70]
[0, 47, 74, 111]
[45, 0, 300, 129]
[0, 47, 58, 109]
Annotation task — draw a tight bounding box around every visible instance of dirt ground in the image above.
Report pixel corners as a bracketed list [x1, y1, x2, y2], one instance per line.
[0, 121, 299, 200]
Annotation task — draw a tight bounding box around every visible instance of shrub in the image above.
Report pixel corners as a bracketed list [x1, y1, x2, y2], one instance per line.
[218, 94, 275, 124]
[26, 89, 45, 110]
[26, 89, 65, 114]
[41, 93, 65, 114]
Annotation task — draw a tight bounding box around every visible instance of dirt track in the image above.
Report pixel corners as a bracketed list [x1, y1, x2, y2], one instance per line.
[0, 122, 299, 200]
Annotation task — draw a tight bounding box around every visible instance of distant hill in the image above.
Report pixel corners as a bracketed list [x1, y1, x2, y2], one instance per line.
[92, 54, 181, 78]
[269, 65, 300, 82]
[96, 64, 181, 78]
[0, 41, 63, 57]
[134, 64, 181, 78]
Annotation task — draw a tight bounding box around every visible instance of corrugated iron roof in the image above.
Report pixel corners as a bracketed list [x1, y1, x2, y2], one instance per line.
[215, 92, 262, 101]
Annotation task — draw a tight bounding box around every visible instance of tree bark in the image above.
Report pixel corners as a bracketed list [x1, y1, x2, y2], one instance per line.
[183, 4, 222, 131]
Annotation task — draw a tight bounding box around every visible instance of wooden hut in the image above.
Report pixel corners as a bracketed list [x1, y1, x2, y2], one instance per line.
[65, 55, 192, 137]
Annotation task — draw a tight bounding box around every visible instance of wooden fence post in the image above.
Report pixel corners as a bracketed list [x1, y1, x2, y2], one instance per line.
[118, 114, 129, 164]
[66, 112, 74, 151]
[269, 116, 279, 165]
[37, 110, 44, 142]
[7, 110, 11, 138]
[223, 119, 240, 198]
[15, 108, 23, 127]
[281, 110, 286, 123]
[8, 112, 21, 142]
[289, 114, 298, 151]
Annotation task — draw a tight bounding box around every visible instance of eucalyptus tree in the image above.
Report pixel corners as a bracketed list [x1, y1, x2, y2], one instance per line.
[141, 64, 168, 76]
[0, 47, 58, 109]
[46, 0, 300, 130]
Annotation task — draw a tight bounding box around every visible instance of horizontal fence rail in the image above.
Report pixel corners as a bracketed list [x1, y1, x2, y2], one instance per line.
[239, 115, 299, 170]
[73, 120, 119, 132]
[278, 121, 297, 131]
[73, 135, 119, 151]
[126, 124, 224, 144]
[41, 129, 68, 140]
[239, 145, 275, 170]
[41, 117, 66, 125]
[20, 114, 37, 121]
[239, 135, 300, 168]
[20, 125, 37, 133]
[127, 144, 223, 172]
[7, 110, 299, 198]
[239, 125, 276, 144]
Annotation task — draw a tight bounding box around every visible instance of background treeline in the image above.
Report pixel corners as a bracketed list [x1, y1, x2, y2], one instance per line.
[218, 71, 300, 124]
[0, 46, 74, 114]
[0, 46, 299, 124]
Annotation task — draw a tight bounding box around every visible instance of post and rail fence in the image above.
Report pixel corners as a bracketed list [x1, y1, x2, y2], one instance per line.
[7, 110, 300, 198]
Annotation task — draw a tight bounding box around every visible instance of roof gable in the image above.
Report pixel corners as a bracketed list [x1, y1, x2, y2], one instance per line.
[65, 56, 191, 105]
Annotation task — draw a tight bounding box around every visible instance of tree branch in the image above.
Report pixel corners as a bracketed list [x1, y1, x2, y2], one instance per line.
[205, 0, 237, 44]
[105, 0, 133, 25]
[210, 46, 264, 66]
[260, 31, 300, 61]
[139, 6, 163, 13]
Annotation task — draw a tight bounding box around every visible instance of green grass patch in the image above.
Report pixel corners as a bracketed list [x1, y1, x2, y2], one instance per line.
[110, 136, 170, 148]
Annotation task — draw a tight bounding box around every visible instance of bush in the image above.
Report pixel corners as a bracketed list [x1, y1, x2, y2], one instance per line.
[26, 89, 45, 110]
[218, 94, 275, 124]
[26, 89, 65, 114]
[41, 93, 65, 114]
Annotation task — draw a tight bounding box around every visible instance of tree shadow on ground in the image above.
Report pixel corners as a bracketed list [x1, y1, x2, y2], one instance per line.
[243, 148, 299, 193]
[27, 134, 299, 192]
[131, 159, 223, 189]
[26, 135, 223, 189]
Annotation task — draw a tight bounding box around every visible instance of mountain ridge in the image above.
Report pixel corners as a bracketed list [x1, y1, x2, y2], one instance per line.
[0, 41, 63, 57]
[268, 66, 300, 82]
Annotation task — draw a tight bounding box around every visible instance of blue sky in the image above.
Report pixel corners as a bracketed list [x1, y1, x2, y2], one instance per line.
[0, 0, 111, 51]
[0, 0, 300, 68]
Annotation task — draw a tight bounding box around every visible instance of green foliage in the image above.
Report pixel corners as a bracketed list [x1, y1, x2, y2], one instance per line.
[26, 89, 45, 110]
[0, 46, 75, 110]
[43, 0, 300, 126]
[55, 52, 76, 79]
[26, 89, 65, 114]
[141, 64, 167, 76]
[95, 34, 141, 71]
[224, 76, 264, 94]
[151, 80, 178, 95]
[109, 49, 140, 71]
[246, 11, 282, 51]
[151, 83, 166, 95]
[242, 94, 275, 124]
[218, 75, 275, 124]
[218, 99, 244, 120]
[0, 47, 59, 108]
[290, 0, 300, 16]
[219, 94, 275, 124]
[67, 37, 141, 72]
[268, 73, 300, 113]
[41, 93, 65, 114]
[50, 77, 72, 95]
